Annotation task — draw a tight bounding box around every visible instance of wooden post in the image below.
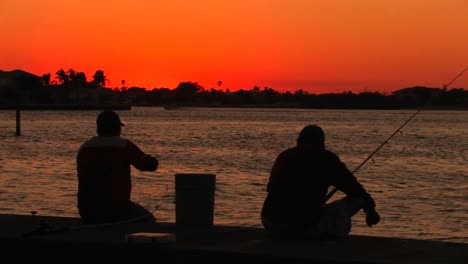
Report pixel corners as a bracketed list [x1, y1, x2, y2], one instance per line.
[16, 108, 21, 136]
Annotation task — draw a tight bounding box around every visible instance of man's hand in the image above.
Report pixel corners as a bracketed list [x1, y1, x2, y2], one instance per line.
[365, 209, 380, 227]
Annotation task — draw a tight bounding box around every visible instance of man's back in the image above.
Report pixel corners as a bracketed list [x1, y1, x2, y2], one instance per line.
[262, 145, 369, 228]
[77, 136, 133, 206]
[77, 136, 157, 223]
[262, 124, 380, 237]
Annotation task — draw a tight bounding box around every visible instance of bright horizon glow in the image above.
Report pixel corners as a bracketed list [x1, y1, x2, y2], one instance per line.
[1, 0, 467, 93]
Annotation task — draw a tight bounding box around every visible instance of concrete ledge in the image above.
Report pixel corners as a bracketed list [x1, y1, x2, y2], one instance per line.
[0, 214, 466, 263]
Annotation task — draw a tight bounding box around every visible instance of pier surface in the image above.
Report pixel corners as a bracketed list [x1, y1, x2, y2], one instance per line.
[0, 214, 466, 263]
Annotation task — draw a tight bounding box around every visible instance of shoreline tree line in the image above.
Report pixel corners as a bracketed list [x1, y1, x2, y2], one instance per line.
[1, 68, 467, 109]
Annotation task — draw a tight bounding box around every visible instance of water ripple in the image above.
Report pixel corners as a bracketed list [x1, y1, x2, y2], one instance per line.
[0, 108, 467, 243]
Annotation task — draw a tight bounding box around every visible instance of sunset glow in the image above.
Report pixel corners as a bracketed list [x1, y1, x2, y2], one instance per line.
[1, 0, 467, 93]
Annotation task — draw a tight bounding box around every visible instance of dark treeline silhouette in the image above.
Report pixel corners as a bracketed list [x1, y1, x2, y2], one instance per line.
[1, 69, 467, 109]
[0, 68, 117, 106]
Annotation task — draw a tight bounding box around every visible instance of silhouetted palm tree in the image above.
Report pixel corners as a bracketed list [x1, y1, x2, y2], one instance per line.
[75, 72, 87, 86]
[56, 69, 68, 85]
[93, 70, 107, 87]
[67, 69, 76, 81]
[74, 72, 87, 104]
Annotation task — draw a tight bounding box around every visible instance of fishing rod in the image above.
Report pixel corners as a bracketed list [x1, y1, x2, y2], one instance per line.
[444, 66, 468, 89]
[325, 110, 419, 201]
[325, 66, 467, 202]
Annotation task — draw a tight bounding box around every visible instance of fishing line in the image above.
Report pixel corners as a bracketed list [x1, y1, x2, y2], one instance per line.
[325, 110, 420, 201]
[22, 184, 172, 237]
[325, 66, 467, 202]
[77, 183, 172, 228]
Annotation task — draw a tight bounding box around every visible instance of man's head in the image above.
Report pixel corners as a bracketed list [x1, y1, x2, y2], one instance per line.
[297, 124, 325, 147]
[96, 111, 125, 136]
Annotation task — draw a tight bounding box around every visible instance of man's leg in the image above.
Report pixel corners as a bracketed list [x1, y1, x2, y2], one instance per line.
[127, 201, 156, 222]
[314, 196, 365, 238]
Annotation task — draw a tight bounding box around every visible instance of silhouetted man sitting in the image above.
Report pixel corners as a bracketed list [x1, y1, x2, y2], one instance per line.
[261, 124, 380, 238]
[77, 111, 158, 224]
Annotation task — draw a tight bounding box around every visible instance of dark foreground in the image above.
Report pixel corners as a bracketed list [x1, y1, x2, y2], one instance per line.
[0, 214, 466, 263]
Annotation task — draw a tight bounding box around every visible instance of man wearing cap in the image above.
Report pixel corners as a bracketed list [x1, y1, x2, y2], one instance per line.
[261, 124, 380, 238]
[77, 111, 159, 224]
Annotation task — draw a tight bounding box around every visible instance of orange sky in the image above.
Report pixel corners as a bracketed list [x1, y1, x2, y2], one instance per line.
[1, 0, 467, 93]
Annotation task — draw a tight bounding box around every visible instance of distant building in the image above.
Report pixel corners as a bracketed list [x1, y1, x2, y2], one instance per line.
[0, 70, 43, 104]
[392, 86, 442, 105]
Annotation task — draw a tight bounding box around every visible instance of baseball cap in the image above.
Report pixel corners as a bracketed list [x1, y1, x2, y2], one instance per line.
[96, 111, 125, 128]
[297, 124, 325, 146]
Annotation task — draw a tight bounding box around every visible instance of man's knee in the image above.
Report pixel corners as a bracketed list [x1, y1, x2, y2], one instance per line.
[343, 196, 366, 216]
[128, 201, 156, 222]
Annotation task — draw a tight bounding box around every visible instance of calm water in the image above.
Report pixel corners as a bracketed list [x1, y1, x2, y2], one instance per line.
[0, 107, 467, 243]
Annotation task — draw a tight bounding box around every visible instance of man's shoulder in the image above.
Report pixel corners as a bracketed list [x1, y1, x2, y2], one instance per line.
[78, 137, 96, 151]
[281, 146, 339, 159]
[322, 148, 338, 156]
[278, 146, 299, 156]
[79, 136, 130, 150]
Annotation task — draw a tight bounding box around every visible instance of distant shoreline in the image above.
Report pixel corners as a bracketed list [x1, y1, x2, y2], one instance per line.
[153, 104, 468, 111]
[0, 104, 131, 111]
[1, 104, 467, 111]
